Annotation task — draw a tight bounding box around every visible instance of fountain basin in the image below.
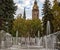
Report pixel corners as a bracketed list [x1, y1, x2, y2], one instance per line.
[21, 45, 43, 49]
[27, 45, 43, 49]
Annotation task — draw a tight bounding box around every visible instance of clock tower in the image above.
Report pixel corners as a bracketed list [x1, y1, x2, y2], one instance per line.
[32, 0, 39, 19]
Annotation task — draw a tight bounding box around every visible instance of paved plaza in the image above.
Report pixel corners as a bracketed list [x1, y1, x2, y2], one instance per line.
[0, 48, 58, 50]
[0, 45, 58, 50]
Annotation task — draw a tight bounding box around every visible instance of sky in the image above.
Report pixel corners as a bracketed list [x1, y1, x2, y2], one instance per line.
[13, 0, 54, 19]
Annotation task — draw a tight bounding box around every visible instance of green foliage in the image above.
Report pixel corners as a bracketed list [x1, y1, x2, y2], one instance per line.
[12, 18, 26, 37]
[12, 17, 42, 37]
[0, 0, 17, 33]
[52, 0, 60, 32]
[30, 19, 42, 37]
[42, 0, 54, 35]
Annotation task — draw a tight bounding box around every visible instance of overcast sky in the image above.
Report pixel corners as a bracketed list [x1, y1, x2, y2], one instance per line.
[13, 0, 54, 19]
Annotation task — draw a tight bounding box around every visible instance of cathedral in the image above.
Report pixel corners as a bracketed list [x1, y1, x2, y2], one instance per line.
[32, 0, 39, 19]
[23, 0, 39, 19]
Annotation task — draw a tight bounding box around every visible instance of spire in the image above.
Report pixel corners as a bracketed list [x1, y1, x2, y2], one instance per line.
[34, 0, 37, 4]
[23, 7, 26, 19]
[33, 0, 38, 10]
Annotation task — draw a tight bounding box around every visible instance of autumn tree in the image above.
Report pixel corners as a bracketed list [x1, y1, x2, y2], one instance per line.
[30, 19, 42, 37]
[52, 0, 60, 32]
[12, 17, 27, 37]
[12, 15, 42, 37]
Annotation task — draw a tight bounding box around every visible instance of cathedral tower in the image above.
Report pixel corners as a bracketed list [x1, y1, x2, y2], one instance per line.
[23, 7, 26, 19]
[32, 0, 39, 19]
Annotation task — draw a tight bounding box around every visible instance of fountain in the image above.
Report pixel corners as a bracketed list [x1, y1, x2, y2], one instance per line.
[0, 30, 6, 49]
[46, 21, 51, 50]
[22, 31, 43, 49]
[37, 31, 40, 46]
[16, 30, 18, 45]
[5, 32, 12, 48]
[45, 21, 54, 50]
[0, 21, 59, 50]
[12, 30, 19, 48]
[42, 21, 58, 50]
[46, 21, 51, 35]
[1, 40, 5, 49]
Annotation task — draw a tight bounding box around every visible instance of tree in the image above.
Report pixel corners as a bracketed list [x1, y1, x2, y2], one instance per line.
[52, 0, 60, 32]
[0, 0, 17, 33]
[31, 19, 42, 37]
[42, 0, 54, 35]
[25, 20, 32, 37]
[12, 16, 27, 37]
[12, 15, 42, 37]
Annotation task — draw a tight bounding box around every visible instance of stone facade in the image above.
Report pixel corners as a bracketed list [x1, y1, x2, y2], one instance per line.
[32, 0, 39, 19]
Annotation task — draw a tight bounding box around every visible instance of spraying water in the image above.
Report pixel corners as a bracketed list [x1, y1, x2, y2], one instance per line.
[46, 21, 51, 35]
[16, 30, 18, 45]
[45, 21, 51, 50]
[37, 31, 40, 46]
[44, 21, 55, 50]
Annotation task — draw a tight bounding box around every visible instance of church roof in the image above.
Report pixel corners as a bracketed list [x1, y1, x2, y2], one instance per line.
[34, 0, 37, 4]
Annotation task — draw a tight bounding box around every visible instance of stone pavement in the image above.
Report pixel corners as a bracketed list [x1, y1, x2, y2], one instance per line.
[0, 48, 58, 50]
[0, 45, 58, 50]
